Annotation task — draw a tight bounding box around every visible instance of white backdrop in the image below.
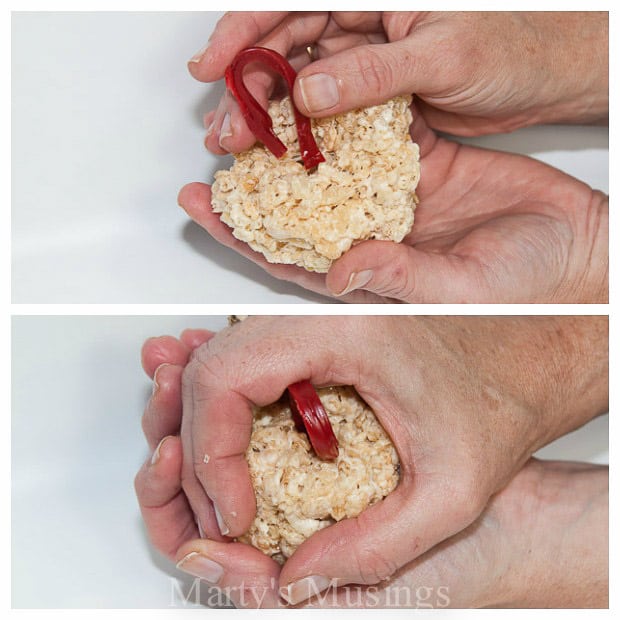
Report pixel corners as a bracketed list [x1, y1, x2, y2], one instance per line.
[11, 316, 608, 607]
[11, 12, 609, 304]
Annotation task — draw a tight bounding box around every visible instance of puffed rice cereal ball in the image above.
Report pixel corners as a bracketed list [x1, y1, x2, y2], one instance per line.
[238, 385, 400, 564]
[211, 95, 420, 272]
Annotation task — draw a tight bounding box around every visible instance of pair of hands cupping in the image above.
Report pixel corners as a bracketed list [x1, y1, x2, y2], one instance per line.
[134, 12, 609, 608]
[135, 316, 608, 607]
[178, 11, 608, 303]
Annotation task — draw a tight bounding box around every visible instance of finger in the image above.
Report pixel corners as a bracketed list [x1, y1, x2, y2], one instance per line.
[279, 473, 481, 605]
[293, 38, 437, 117]
[181, 356, 257, 539]
[204, 91, 232, 155]
[141, 337, 223, 541]
[143, 335, 216, 449]
[179, 366, 228, 543]
[206, 89, 263, 155]
[203, 109, 216, 133]
[177, 181, 385, 303]
[134, 436, 200, 560]
[204, 13, 330, 154]
[188, 12, 290, 81]
[180, 329, 216, 351]
[257, 12, 330, 59]
[143, 363, 184, 449]
[183, 316, 377, 538]
[325, 240, 480, 303]
[329, 12, 383, 33]
[190, 11, 328, 81]
[141, 336, 192, 378]
[175, 539, 282, 608]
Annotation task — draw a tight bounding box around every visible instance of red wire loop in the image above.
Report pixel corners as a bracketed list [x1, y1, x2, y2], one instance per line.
[225, 47, 325, 170]
[288, 380, 339, 461]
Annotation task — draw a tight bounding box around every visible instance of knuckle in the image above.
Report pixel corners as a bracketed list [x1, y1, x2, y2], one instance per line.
[349, 516, 398, 584]
[182, 353, 229, 398]
[375, 256, 416, 300]
[447, 474, 486, 526]
[352, 47, 395, 96]
[140, 409, 150, 438]
[134, 464, 164, 510]
[140, 400, 157, 438]
[196, 352, 228, 383]
[351, 544, 398, 584]
[133, 467, 145, 495]
[160, 529, 190, 560]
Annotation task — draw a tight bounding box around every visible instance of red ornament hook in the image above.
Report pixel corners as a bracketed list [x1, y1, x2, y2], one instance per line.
[225, 47, 326, 170]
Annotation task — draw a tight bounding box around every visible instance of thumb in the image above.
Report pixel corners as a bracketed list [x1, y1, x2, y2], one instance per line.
[279, 474, 480, 606]
[293, 39, 431, 117]
[326, 240, 476, 303]
[175, 539, 282, 608]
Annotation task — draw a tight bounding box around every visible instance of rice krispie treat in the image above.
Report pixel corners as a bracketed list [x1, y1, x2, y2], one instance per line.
[238, 386, 400, 564]
[211, 95, 420, 272]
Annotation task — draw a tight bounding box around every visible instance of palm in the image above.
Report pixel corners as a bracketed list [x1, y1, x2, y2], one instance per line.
[393, 110, 588, 302]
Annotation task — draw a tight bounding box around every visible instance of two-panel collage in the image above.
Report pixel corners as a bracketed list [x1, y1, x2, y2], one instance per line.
[11, 11, 609, 612]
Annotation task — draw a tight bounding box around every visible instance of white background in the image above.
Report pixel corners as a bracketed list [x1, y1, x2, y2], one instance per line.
[9, 9, 611, 612]
[11, 315, 608, 607]
[11, 12, 609, 304]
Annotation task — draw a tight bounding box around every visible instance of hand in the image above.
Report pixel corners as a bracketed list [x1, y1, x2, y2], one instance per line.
[135, 330, 608, 607]
[148, 316, 607, 603]
[179, 108, 608, 303]
[137, 328, 223, 548]
[190, 11, 608, 155]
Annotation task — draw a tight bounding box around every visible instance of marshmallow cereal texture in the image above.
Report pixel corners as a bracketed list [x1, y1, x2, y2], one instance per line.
[211, 96, 420, 272]
[238, 386, 400, 563]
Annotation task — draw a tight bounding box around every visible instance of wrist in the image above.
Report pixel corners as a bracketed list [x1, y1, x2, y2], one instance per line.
[527, 12, 608, 127]
[491, 460, 608, 608]
[518, 316, 608, 450]
[560, 191, 608, 304]
[449, 316, 608, 455]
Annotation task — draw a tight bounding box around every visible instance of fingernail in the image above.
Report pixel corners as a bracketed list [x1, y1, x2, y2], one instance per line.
[189, 43, 209, 64]
[151, 436, 171, 465]
[213, 504, 230, 536]
[282, 576, 332, 605]
[205, 120, 215, 137]
[176, 552, 224, 584]
[298, 73, 340, 113]
[334, 269, 374, 296]
[152, 363, 171, 395]
[205, 95, 228, 151]
[218, 113, 232, 150]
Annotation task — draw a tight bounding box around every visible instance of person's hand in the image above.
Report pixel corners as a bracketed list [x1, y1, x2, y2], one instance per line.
[181, 12, 608, 304]
[190, 11, 608, 155]
[179, 108, 608, 303]
[137, 328, 224, 547]
[153, 316, 607, 604]
[135, 329, 608, 607]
